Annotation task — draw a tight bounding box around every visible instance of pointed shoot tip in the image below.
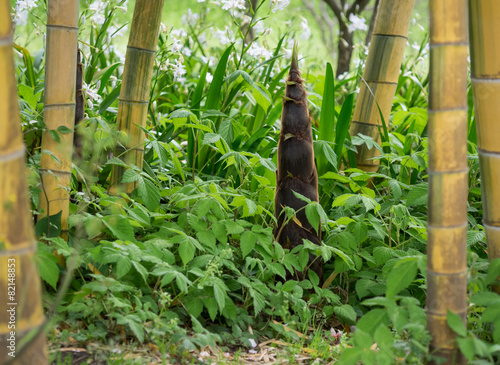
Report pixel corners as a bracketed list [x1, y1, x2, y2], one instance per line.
[291, 40, 299, 72]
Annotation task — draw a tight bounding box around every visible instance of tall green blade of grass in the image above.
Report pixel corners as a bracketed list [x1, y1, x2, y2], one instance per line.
[198, 45, 233, 171]
[188, 63, 209, 171]
[205, 45, 233, 111]
[335, 93, 355, 170]
[14, 44, 36, 88]
[317, 62, 335, 174]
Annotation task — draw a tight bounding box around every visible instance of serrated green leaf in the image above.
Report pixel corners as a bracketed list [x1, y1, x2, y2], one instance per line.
[179, 239, 195, 266]
[386, 258, 418, 298]
[447, 310, 466, 337]
[357, 309, 389, 336]
[406, 183, 428, 207]
[137, 177, 161, 211]
[37, 251, 59, 290]
[102, 215, 135, 241]
[334, 304, 356, 324]
[116, 257, 131, 278]
[240, 231, 257, 258]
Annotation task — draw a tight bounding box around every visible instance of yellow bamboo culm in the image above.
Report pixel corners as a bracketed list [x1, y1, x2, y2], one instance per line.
[0, 0, 48, 363]
[427, 0, 468, 363]
[39, 0, 79, 237]
[469, 0, 500, 294]
[349, 0, 415, 172]
[109, 0, 165, 195]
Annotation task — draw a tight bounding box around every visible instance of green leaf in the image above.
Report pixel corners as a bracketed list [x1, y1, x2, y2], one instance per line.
[334, 304, 356, 324]
[225, 221, 245, 235]
[127, 320, 144, 343]
[305, 204, 320, 234]
[470, 291, 500, 306]
[386, 258, 418, 298]
[131, 261, 148, 284]
[335, 93, 355, 168]
[406, 183, 428, 207]
[486, 258, 500, 285]
[137, 177, 161, 211]
[35, 211, 62, 238]
[374, 326, 393, 349]
[196, 231, 216, 250]
[179, 239, 195, 266]
[457, 337, 476, 361]
[185, 295, 204, 318]
[354, 329, 373, 349]
[318, 62, 335, 143]
[240, 231, 257, 258]
[357, 309, 389, 336]
[102, 215, 135, 241]
[204, 297, 218, 321]
[446, 310, 467, 337]
[37, 250, 59, 290]
[339, 347, 363, 365]
[116, 257, 131, 278]
[205, 45, 233, 110]
[213, 280, 227, 311]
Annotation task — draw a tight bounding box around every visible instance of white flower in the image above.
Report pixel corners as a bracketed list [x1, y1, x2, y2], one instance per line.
[16, 0, 37, 11]
[182, 47, 192, 57]
[82, 82, 102, 109]
[172, 59, 187, 80]
[271, 0, 290, 13]
[247, 43, 273, 59]
[198, 0, 206, 2]
[249, 338, 257, 348]
[201, 56, 216, 67]
[171, 37, 183, 53]
[171, 28, 187, 38]
[89, 0, 106, 25]
[214, 26, 233, 45]
[301, 17, 311, 40]
[221, 0, 246, 16]
[182, 9, 199, 26]
[14, 0, 38, 26]
[348, 14, 368, 32]
[206, 72, 213, 83]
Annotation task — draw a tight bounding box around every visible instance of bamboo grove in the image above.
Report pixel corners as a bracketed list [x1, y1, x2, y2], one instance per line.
[1, 0, 500, 363]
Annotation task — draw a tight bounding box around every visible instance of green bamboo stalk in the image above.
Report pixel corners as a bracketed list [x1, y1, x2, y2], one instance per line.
[427, 0, 468, 363]
[0, 0, 48, 362]
[109, 0, 165, 195]
[349, 0, 415, 172]
[469, 0, 500, 294]
[274, 43, 323, 282]
[39, 0, 79, 238]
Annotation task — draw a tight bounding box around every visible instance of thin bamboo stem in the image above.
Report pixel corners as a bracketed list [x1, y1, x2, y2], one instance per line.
[109, 0, 165, 195]
[469, 0, 500, 294]
[427, 0, 468, 363]
[349, 0, 415, 172]
[0, 0, 48, 362]
[39, 0, 79, 237]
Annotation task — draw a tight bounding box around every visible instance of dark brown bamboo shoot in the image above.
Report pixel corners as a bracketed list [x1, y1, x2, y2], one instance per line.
[274, 44, 323, 282]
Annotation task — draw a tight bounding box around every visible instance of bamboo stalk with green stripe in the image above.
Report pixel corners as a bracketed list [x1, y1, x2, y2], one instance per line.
[427, 0, 468, 363]
[469, 0, 500, 294]
[39, 0, 79, 237]
[0, 0, 48, 362]
[109, 0, 165, 195]
[349, 0, 415, 172]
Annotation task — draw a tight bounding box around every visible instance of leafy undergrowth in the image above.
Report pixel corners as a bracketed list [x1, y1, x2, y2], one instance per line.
[13, 0, 500, 364]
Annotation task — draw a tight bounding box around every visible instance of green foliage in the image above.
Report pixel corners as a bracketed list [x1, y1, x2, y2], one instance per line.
[11, 0, 496, 362]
